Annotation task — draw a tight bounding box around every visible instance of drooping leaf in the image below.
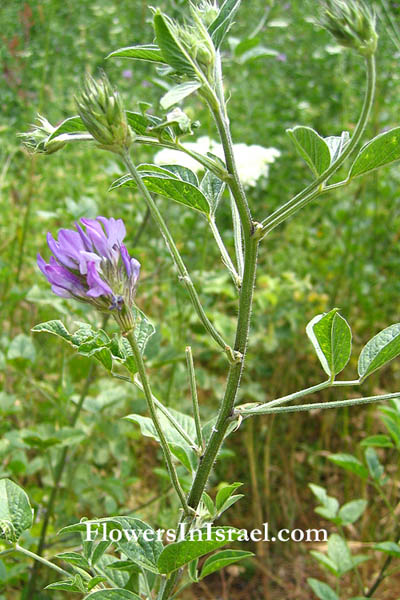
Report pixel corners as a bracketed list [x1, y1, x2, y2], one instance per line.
[208, 0, 241, 48]
[199, 549, 253, 579]
[153, 11, 196, 76]
[106, 44, 167, 64]
[157, 527, 239, 574]
[110, 172, 210, 214]
[349, 127, 400, 179]
[287, 126, 331, 176]
[308, 578, 340, 600]
[306, 309, 352, 378]
[0, 479, 33, 542]
[160, 81, 202, 110]
[358, 323, 400, 380]
[327, 454, 369, 480]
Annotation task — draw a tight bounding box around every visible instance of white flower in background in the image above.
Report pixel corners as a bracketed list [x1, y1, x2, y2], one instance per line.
[154, 136, 280, 188]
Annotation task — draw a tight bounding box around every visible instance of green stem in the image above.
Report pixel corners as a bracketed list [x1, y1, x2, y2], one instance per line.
[235, 391, 400, 417]
[208, 215, 240, 288]
[261, 55, 376, 235]
[187, 236, 259, 509]
[133, 374, 198, 450]
[202, 52, 253, 237]
[14, 543, 71, 578]
[122, 152, 230, 357]
[185, 346, 204, 452]
[238, 379, 361, 415]
[126, 332, 190, 515]
[160, 49, 259, 600]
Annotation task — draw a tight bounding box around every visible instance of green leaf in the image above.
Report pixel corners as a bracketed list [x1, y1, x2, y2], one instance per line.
[126, 112, 150, 135]
[125, 409, 197, 472]
[360, 434, 394, 448]
[306, 309, 352, 377]
[287, 126, 331, 176]
[200, 549, 253, 579]
[55, 551, 90, 570]
[200, 170, 225, 214]
[309, 551, 339, 576]
[84, 591, 141, 600]
[327, 534, 356, 575]
[327, 453, 369, 480]
[216, 482, 242, 511]
[47, 116, 87, 141]
[0, 479, 33, 542]
[374, 541, 400, 557]
[349, 127, 400, 179]
[143, 164, 198, 187]
[153, 12, 196, 76]
[208, 0, 241, 48]
[309, 484, 339, 521]
[157, 527, 239, 574]
[358, 323, 400, 380]
[60, 517, 162, 575]
[308, 578, 340, 600]
[364, 447, 385, 483]
[8, 334, 36, 363]
[45, 575, 86, 592]
[110, 172, 210, 214]
[106, 44, 166, 64]
[337, 499, 367, 525]
[160, 81, 202, 110]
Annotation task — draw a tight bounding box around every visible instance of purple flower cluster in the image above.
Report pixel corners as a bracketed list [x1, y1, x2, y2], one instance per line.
[38, 217, 140, 315]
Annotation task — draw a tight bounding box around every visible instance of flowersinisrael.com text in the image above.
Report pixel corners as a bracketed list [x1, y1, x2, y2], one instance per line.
[84, 522, 328, 544]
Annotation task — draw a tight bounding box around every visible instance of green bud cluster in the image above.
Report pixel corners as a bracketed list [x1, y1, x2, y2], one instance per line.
[320, 0, 378, 56]
[75, 74, 133, 153]
[195, 0, 219, 27]
[19, 115, 66, 155]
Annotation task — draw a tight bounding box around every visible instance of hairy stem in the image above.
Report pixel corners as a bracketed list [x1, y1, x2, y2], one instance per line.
[127, 331, 190, 515]
[261, 54, 376, 235]
[185, 346, 204, 452]
[122, 152, 230, 356]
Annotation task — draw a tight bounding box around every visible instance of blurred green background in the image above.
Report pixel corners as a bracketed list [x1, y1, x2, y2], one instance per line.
[1, 0, 400, 598]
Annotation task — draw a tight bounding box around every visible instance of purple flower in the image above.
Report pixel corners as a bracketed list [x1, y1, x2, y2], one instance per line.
[38, 217, 140, 324]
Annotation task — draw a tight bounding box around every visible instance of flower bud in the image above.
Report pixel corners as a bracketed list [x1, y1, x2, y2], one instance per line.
[75, 74, 133, 154]
[195, 1, 219, 27]
[320, 0, 378, 56]
[19, 115, 67, 155]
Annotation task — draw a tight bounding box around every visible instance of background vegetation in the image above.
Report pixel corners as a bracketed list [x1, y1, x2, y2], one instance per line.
[1, 0, 400, 598]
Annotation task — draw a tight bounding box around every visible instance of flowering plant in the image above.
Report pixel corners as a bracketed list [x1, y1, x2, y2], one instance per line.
[5, 1, 400, 599]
